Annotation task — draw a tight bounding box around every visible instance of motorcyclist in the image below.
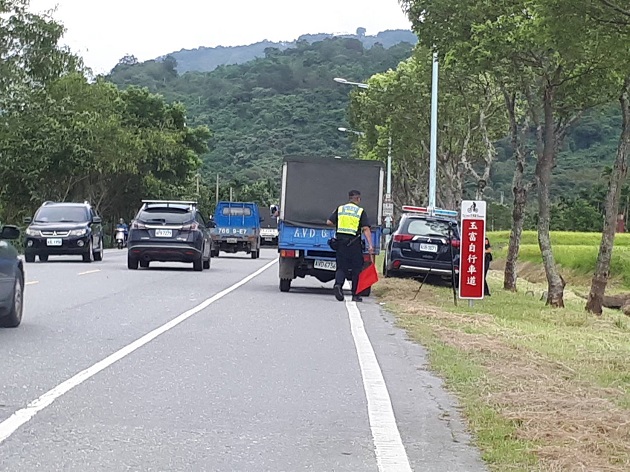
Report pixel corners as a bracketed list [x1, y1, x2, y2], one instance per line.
[116, 218, 129, 244]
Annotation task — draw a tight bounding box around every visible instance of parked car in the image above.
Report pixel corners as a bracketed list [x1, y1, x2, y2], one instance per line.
[383, 208, 460, 282]
[127, 200, 213, 271]
[0, 224, 24, 328]
[24, 201, 105, 263]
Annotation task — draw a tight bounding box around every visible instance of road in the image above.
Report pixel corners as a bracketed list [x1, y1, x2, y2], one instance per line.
[0, 248, 486, 471]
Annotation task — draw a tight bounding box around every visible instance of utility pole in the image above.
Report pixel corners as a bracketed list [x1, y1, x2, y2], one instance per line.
[428, 52, 439, 209]
[195, 174, 200, 197]
[385, 132, 393, 246]
[230, 187, 233, 202]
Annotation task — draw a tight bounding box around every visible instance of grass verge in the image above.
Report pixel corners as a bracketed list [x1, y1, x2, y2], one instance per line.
[374, 272, 630, 471]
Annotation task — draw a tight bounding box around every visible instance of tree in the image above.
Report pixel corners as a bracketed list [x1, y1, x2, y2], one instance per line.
[583, 0, 630, 314]
[0, 0, 79, 108]
[400, 0, 618, 306]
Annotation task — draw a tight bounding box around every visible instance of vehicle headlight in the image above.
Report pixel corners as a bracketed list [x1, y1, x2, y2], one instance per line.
[25, 228, 40, 237]
[70, 228, 87, 236]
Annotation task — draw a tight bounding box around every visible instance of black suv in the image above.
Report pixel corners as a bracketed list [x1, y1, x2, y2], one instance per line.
[383, 212, 460, 281]
[24, 201, 105, 263]
[127, 200, 213, 271]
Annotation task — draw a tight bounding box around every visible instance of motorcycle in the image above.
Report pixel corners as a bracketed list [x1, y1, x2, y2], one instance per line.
[115, 228, 127, 249]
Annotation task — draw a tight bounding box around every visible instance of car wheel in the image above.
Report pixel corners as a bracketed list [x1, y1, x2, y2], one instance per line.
[382, 257, 390, 278]
[0, 273, 24, 328]
[94, 239, 103, 261]
[140, 260, 149, 268]
[251, 250, 258, 259]
[203, 257, 210, 269]
[279, 278, 291, 292]
[211, 250, 219, 257]
[82, 240, 94, 263]
[193, 256, 203, 271]
[127, 255, 138, 270]
[39, 254, 49, 262]
[25, 254, 35, 263]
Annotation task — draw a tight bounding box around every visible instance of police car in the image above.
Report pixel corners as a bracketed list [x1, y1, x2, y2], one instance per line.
[383, 206, 460, 281]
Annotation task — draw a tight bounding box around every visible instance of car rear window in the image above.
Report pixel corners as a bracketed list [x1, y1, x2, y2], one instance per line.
[34, 206, 89, 223]
[221, 207, 252, 216]
[406, 219, 454, 238]
[138, 208, 193, 224]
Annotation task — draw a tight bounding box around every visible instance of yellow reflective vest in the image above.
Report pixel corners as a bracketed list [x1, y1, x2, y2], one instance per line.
[336, 203, 364, 236]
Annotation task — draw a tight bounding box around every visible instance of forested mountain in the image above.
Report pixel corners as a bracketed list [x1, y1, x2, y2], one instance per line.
[155, 29, 418, 73]
[106, 32, 624, 226]
[108, 37, 415, 185]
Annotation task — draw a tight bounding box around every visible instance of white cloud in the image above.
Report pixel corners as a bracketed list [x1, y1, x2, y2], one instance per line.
[28, 0, 412, 74]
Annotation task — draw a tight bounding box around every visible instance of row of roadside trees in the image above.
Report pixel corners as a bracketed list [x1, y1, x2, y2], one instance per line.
[0, 1, 210, 225]
[346, 0, 630, 313]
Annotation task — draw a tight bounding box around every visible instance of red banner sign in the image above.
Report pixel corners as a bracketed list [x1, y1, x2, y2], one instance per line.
[458, 201, 487, 299]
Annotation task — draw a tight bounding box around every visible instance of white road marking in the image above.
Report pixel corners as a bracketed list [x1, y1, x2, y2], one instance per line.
[77, 269, 101, 276]
[25, 281, 39, 286]
[0, 258, 279, 445]
[346, 300, 412, 471]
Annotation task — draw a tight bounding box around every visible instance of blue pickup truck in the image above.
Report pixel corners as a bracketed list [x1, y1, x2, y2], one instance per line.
[277, 156, 384, 294]
[210, 201, 262, 259]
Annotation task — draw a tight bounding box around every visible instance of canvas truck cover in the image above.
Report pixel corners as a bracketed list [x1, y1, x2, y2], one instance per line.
[280, 157, 384, 229]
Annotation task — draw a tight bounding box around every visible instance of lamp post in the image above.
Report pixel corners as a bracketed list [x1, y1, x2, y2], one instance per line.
[428, 52, 439, 209]
[335, 77, 393, 244]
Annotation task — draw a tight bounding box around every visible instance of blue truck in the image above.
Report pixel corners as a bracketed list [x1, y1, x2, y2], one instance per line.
[210, 201, 262, 259]
[277, 156, 384, 293]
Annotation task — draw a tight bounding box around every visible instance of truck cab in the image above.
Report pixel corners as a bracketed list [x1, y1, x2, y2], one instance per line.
[211, 201, 262, 259]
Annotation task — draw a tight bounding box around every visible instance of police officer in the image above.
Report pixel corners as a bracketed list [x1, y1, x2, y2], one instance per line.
[326, 190, 374, 302]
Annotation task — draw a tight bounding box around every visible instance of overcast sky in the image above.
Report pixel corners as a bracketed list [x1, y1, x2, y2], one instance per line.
[28, 0, 413, 74]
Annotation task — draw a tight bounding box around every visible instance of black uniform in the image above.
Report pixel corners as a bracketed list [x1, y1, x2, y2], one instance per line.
[484, 237, 492, 296]
[328, 205, 369, 296]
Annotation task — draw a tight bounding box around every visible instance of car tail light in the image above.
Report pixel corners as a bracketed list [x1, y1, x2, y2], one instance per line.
[451, 239, 460, 248]
[181, 222, 199, 231]
[131, 221, 146, 230]
[393, 260, 402, 269]
[281, 249, 299, 258]
[393, 234, 414, 243]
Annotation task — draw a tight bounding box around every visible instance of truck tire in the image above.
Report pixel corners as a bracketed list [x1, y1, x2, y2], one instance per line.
[251, 250, 258, 259]
[193, 256, 203, 272]
[279, 278, 291, 292]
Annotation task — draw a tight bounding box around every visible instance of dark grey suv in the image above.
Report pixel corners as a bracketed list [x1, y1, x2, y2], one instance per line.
[127, 200, 213, 271]
[24, 201, 105, 263]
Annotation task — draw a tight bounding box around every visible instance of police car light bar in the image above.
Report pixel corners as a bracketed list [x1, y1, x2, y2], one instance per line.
[402, 205, 458, 217]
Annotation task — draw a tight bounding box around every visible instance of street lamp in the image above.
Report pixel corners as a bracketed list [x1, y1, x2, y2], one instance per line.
[338, 127, 365, 137]
[335, 77, 393, 244]
[333, 77, 369, 89]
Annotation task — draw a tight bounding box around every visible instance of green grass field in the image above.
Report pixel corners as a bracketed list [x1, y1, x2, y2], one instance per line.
[486, 231, 630, 287]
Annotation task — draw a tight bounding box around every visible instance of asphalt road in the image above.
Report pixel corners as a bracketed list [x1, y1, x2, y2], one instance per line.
[0, 248, 486, 471]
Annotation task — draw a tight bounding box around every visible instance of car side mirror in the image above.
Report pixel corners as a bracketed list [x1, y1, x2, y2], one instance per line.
[23, 217, 32, 224]
[0, 225, 20, 240]
[206, 221, 216, 228]
[92, 216, 102, 224]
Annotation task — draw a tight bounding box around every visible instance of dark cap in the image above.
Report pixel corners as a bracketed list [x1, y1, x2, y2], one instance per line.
[348, 190, 361, 197]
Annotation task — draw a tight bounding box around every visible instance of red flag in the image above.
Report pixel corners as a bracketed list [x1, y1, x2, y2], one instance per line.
[356, 262, 379, 294]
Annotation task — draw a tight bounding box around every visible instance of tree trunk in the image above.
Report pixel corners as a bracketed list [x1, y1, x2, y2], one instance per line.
[503, 91, 529, 291]
[536, 84, 565, 307]
[586, 75, 630, 315]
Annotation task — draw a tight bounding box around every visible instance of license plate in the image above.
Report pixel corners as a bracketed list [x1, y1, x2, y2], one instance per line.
[46, 238, 62, 246]
[264, 237, 272, 241]
[227, 238, 238, 244]
[419, 243, 438, 253]
[155, 229, 172, 237]
[314, 260, 336, 271]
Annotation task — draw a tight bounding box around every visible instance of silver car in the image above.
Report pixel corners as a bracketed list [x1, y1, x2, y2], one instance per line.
[0, 225, 24, 328]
